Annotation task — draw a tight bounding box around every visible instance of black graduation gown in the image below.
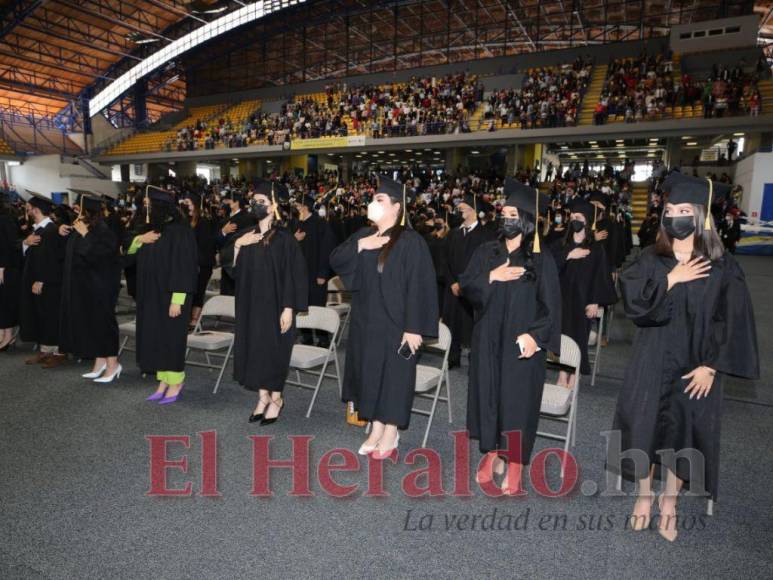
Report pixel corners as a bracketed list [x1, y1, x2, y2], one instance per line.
[296, 214, 335, 307]
[442, 224, 496, 355]
[0, 213, 21, 328]
[595, 217, 620, 270]
[426, 233, 449, 315]
[550, 241, 617, 374]
[330, 227, 439, 430]
[610, 247, 759, 500]
[218, 211, 256, 296]
[59, 222, 121, 358]
[192, 218, 217, 307]
[134, 222, 198, 373]
[459, 242, 561, 460]
[19, 221, 65, 345]
[233, 228, 308, 391]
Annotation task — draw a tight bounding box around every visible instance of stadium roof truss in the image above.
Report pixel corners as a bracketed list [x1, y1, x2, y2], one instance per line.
[0, 0, 767, 128]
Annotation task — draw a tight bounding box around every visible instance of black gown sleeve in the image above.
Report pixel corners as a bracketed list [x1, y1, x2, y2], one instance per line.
[329, 228, 372, 291]
[528, 251, 562, 355]
[402, 233, 439, 338]
[75, 226, 118, 265]
[458, 243, 498, 312]
[167, 225, 198, 294]
[620, 250, 672, 327]
[704, 255, 760, 379]
[282, 233, 309, 312]
[589, 245, 618, 307]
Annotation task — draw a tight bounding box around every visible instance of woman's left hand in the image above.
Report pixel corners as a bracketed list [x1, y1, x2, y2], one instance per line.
[683, 366, 716, 399]
[585, 303, 599, 319]
[169, 304, 181, 318]
[279, 307, 293, 334]
[516, 333, 538, 358]
[401, 332, 423, 355]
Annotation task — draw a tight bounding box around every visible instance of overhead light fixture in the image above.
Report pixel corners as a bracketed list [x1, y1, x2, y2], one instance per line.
[649, 137, 658, 141]
[615, 139, 624, 143]
[471, 150, 480, 154]
[405, 149, 412, 152]
[591, 144, 599, 149]
[733, 132, 745, 137]
[388, 153, 396, 157]
[616, 143, 624, 148]
[560, 145, 569, 150]
[126, 32, 160, 44]
[681, 136, 692, 140]
[588, 140, 597, 144]
[188, 1, 229, 15]
[378, 151, 385, 154]
[266, 160, 272, 163]
[686, 141, 698, 146]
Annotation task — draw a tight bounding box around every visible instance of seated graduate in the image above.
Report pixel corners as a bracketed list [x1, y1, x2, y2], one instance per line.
[329, 176, 439, 459]
[549, 197, 617, 388]
[459, 177, 561, 495]
[58, 194, 122, 382]
[610, 172, 759, 542]
[0, 191, 21, 351]
[232, 179, 308, 426]
[128, 187, 198, 405]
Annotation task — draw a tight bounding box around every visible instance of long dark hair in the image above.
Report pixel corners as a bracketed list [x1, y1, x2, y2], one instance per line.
[655, 203, 725, 261]
[561, 216, 592, 249]
[377, 201, 405, 273]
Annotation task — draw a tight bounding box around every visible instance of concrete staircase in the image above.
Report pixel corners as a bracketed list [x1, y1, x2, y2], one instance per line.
[577, 65, 608, 125]
[631, 182, 650, 230]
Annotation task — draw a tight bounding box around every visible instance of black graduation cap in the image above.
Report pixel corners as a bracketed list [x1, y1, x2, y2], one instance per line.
[181, 191, 203, 209]
[661, 171, 732, 229]
[503, 177, 548, 253]
[376, 175, 415, 227]
[588, 191, 610, 208]
[25, 191, 56, 214]
[567, 197, 595, 225]
[77, 194, 104, 213]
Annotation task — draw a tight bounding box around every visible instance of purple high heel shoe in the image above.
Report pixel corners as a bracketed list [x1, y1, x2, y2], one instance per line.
[146, 388, 167, 402]
[158, 384, 184, 405]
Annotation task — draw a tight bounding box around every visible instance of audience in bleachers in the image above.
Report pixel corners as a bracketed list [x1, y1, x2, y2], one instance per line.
[482, 57, 592, 130]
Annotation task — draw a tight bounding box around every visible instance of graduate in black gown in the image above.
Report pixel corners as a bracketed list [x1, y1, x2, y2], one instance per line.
[232, 180, 308, 425]
[217, 191, 255, 296]
[292, 194, 335, 346]
[19, 193, 67, 368]
[128, 187, 198, 404]
[609, 172, 759, 542]
[459, 177, 561, 494]
[549, 197, 617, 387]
[181, 193, 216, 329]
[58, 195, 122, 382]
[330, 176, 439, 459]
[442, 194, 496, 368]
[0, 193, 21, 350]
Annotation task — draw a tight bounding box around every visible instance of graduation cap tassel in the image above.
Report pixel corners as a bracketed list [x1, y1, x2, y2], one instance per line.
[705, 178, 713, 230]
[271, 182, 281, 220]
[400, 184, 406, 227]
[144, 185, 150, 224]
[533, 187, 541, 254]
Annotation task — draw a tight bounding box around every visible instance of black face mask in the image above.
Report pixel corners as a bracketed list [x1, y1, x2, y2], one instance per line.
[434, 223, 444, 231]
[570, 219, 585, 233]
[499, 217, 523, 240]
[250, 200, 269, 220]
[663, 215, 695, 240]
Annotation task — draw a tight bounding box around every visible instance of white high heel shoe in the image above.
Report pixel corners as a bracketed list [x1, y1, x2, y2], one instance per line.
[358, 441, 379, 455]
[82, 363, 107, 379]
[94, 364, 122, 383]
[370, 432, 399, 460]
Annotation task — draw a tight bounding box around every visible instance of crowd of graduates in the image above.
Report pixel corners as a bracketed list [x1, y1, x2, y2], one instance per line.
[0, 160, 759, 542]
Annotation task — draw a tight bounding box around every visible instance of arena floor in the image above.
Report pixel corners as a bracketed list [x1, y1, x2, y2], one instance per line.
[1, 256, 771, 579]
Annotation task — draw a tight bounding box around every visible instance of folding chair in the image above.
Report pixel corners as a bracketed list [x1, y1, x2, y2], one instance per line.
[286, 306, 342, 418]
[537, 334, 581, 479]
[588, 307, 605, 386]
[412, 322, 453, 447]
[326, 275, 351, 346]
[117, 320, 136, 358]
[185, 295, 236, 394]
[205, 267, 222, 301]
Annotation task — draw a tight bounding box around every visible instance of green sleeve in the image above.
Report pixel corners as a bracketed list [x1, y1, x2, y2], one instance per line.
[127, 236, 143, 255]
[171, 292, 186, 305]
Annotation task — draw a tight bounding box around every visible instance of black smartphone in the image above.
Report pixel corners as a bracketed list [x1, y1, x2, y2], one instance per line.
[397, 341, 414, 360]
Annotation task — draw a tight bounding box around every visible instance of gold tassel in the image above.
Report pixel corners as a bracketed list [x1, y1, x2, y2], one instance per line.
[144, 185, 150, 224]
[533, 187, 541, 253]
[400, 184, 406, 226]
[704, 178, 713, 230]
[271, 182, 281, 220]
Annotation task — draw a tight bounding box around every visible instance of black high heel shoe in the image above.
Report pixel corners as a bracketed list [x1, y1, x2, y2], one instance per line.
[0, 338, 16, 352]
[249, 397, 271, 423]
[260, 397, 285, 426]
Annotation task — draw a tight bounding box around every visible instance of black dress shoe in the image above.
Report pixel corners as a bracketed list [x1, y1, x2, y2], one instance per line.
[261, 398, 285, 426]
[248, 412, 264, 423]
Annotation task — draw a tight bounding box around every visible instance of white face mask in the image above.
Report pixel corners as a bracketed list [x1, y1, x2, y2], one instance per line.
[317, 207, 327, 218]
[367, 200, 385, 222]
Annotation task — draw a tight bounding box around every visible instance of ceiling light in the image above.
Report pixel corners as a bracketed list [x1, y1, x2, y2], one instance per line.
[588, 141, 597, 144]
[591, 144, 599, 149]
[378, 151, 385, 154]
[733, 132, 745, 137]
[616, 143, 624, 148]
[686, 141, 698, 146]
[596, 154, 604, 159]
[471, 150, 480, 155]
[389, 153, 396, 156]
[405, 149, 412, 152]
[560, 145, 569, 150]
[681, 136, 692, 140]
[615, 139, 624, 143]
[649, 137, 658, 141]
